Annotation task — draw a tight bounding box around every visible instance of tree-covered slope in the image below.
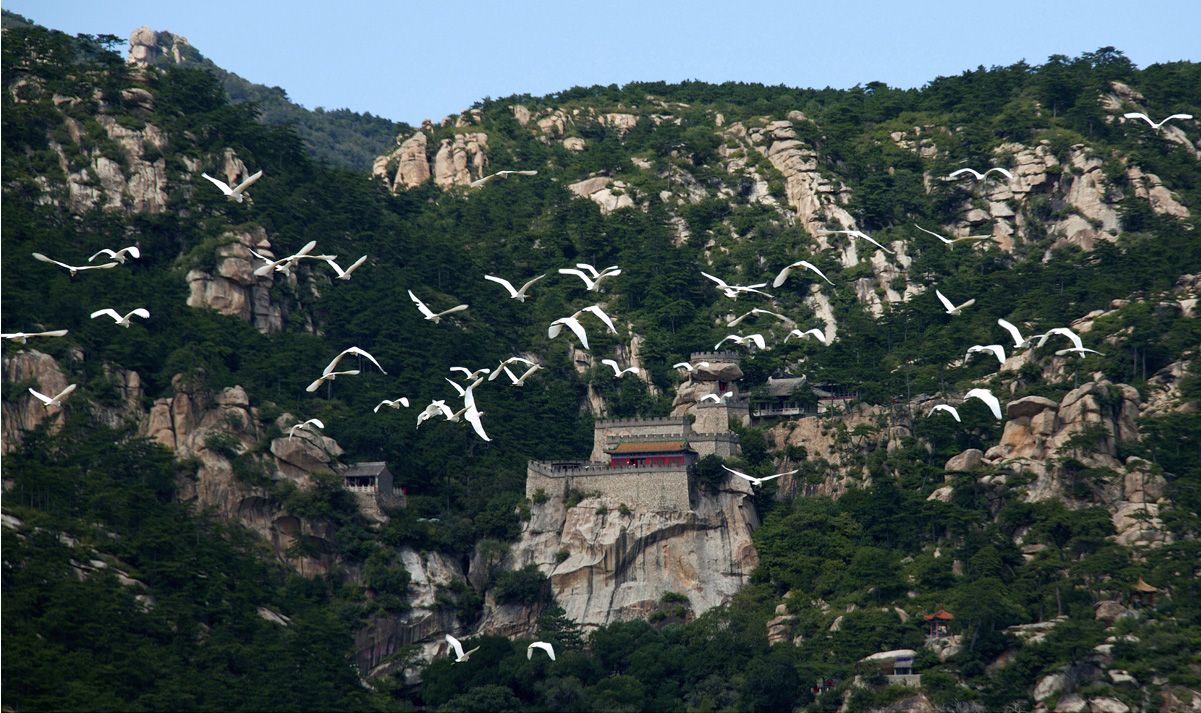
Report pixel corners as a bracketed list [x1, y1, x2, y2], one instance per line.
[3, 16, 1201, 713]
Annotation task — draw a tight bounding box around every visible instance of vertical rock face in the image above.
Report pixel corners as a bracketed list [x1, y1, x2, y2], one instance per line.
[489, 481, 760, 633]
[144, 375, 344, 575]
[2, 349, 70, 453]
[373, 132, 431, 191]
[745, 119, 856, 236]
[185, 226, 284, 334]
[433, 133, 488, 188]
[355, 549, 464, 676]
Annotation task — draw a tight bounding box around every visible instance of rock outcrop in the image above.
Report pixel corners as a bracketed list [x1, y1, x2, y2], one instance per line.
[144, 374, 344, 575]
[567, 176, 635, 214]
[127, 27, 193, 66]
[373, 132, 431, 190]
[489, 478, 759, 632]
[433, 133, 488, 188]
[354, 549, 464, 677]
[745, 119, 855, 235]
[185, 226, 284, 333]
[2, 349, 70, 453]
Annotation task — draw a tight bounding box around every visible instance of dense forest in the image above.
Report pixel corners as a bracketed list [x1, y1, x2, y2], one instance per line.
[3, 13, 1200, 712]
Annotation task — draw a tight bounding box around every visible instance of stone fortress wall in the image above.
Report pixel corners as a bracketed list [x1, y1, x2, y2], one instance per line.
[525, 461, 692, 512]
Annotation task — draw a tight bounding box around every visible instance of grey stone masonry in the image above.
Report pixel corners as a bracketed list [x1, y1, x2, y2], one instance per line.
[526, 461, 692, 512]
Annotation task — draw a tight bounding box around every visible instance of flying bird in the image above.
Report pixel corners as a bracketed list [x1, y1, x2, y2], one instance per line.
[965, 344, 1006, 364]
[373, 398, 410, 413]
[325, 346, 385, 375]
[947, 167, 1013, 181]
[28, 384, 76, 409]
[1036, 327, 1087, 351]
[88, 246, 141, 264]
[409, 289, 468, 324]
[701, 271, 774, 300]
[201, 169, 263, 203]
[722, 464, 798, 488]
[913, 224, 991, 248]
[601, 359, 640, 377]
[819, 229, 894, 255]
[323, 255, 368, 280]
[527, 641, 556, 661]
[2, 329, 68, 343]
[1123, 112, 1193, 131]
[450, 366, 492, 381]
[32, 252, 119, 276]
[445, 376, 485, 398]
[715, 333, 767, 350]
[997, 318, 1046, 349]
[500, 363, 543, 386]
[928, 404, 961, 422]
[484, 273, 546, 302]
[700, 391, 734, 404]
[576, 304, 618, 334]
[785, 328, 827, 345]
[252, 240, 320, 276]
[417, 400, 455, 428]
[289, 418, 325, 439]
[964, 388, 1002, 420]
[935, 289, 975, 316]
[445, 634, 480, 663]
[90, 307, 150, 328]
[559, 264, 621, 291]
[306, 369, 359, 393]
[548, 315, 590, 350]
[772, 259, 834, 288]
[672, 361, 711, 373]
[489, 356, 537, 381]
[470, 169, 538, 187]
[461, 380, 491, 442]
[727, 308, 794, 327]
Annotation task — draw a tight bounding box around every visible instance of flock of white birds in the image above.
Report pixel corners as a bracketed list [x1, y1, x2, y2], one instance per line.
[2, 90, 1191, 670]
[7, 112, 1190, 442]
[7, 109, 1191, 441]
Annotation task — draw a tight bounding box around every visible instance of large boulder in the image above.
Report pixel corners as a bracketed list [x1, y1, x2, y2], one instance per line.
[1007, 395, 1059, 420]
[945, 448, 984, 472]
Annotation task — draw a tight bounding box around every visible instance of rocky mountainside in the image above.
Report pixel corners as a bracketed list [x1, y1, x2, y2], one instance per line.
[3, 18, 1200, 713]
[125, 23, 404, 171]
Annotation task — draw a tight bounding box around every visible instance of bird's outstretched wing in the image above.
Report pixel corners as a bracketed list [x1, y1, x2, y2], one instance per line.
[558, 268, 595, 290]
[996, 318, 1026, 348]
[965, 388, 1002, 420]
[934, 289, 955, 313]
[408, 290, 435, 319]
[232, 170, 263, 194]
[550, 317, 589, 350]
[929, 404, 961, 422]
[914, 223, 953, 245]
[948, 168, 984, 180]
[721, 465, 758, 483]
[579, 305, 617, 334]
[484, 275, 518, 298]
[90, 308, 121, 323]
[202, 173, 234, 195]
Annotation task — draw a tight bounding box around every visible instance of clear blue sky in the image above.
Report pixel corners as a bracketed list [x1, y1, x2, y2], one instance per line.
[7, 0, 1200, 125]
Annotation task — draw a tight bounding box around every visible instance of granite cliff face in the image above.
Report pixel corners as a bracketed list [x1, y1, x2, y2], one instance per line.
[185, 226, 284, 334]
[485, 480, 759, 633]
